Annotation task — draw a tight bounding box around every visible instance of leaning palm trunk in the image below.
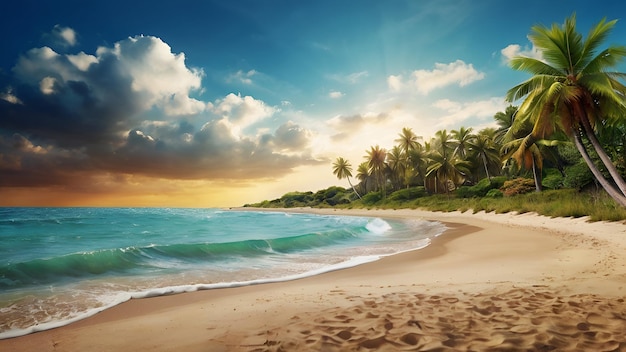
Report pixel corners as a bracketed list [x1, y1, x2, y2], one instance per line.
[572, 128, 626, 207]
[579, 116, 626, 197]
[346, 177, 362, 200]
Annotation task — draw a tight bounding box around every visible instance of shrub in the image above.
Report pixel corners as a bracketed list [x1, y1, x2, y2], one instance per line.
[387, 187, 426, 201]
[500, 177, 536, 196]
[485, 189, 504, 198]
[456, 176, 508, 198]
[563, 163, 594, 190]
[361, 191, 382, 204]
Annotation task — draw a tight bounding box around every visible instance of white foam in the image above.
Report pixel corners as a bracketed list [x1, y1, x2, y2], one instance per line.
[365, 218, 392, 235]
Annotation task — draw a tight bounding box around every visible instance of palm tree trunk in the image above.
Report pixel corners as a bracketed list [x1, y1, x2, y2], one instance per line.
[580, 117, 626, 197]
[481, 154, 491, 181]
[572, 129, 626, 207]
[347, 177, 362, 199]
[531, 154, 542, 192]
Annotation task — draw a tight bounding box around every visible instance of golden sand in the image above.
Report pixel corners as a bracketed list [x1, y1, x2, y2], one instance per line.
[2, 208, 626, 351]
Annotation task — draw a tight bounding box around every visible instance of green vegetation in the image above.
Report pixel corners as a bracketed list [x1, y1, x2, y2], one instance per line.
[246, 14, 626, 223]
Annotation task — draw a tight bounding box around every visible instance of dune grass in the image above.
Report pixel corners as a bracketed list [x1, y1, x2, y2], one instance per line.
[351, 189, 626, 222]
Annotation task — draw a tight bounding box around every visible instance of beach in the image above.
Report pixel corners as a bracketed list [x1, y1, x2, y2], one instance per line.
[2, 208, 626, 351]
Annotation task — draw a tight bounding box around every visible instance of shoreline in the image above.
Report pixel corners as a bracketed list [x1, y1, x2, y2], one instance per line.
[2, 208, 626, 351]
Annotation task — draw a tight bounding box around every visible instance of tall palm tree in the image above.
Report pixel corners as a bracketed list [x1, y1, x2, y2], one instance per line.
[366, 145, 387, 195]
[386, 145, 406, 191]
[426, 152, 472, 196]
[433, 129, 455, 159]
[494, 105, 518, 144]
[451, 126, 474, 160]
[395, 127, 422, 155]
[506, 14, 626, 206]
[395, 127, 422, 187]
[332, 157, 362, 199]
[356, 162, 372, 194]
[501, 135, 545, 192]
[468, 133, 500, 182]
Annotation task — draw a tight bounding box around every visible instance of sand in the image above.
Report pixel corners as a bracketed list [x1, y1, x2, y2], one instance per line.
[2, 208, 626, 351]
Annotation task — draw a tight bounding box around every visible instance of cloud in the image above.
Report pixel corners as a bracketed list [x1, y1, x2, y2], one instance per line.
[329, 91, 344, 99]
[388, 60, 485, 95]
[327, 70, 369, 84]
[500, 44, 543, 63]
[0, 33, 323, 188]
[327, 112, 390, 142]
[48, 25, 77, 48]
[387, 75, 403, 92]
[228, 69, 257, 85]
[210, 93, 277, 132]
[432, 97, 507, 128]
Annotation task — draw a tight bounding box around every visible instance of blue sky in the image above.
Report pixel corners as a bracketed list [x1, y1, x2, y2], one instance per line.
[1, 0, 625, 206]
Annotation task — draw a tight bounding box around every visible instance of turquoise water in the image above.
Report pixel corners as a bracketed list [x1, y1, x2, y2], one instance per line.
[0, 207, 445, 338]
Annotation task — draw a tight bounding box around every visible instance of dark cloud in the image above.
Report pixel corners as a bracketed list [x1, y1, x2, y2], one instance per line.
[0, 30, 322, 188]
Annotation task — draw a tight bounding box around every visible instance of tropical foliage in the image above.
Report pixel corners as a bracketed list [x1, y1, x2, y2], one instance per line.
[248, 14, 626, 215]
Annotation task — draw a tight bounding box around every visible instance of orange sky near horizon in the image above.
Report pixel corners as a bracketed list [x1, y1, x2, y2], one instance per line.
[1, 165, 341, 208]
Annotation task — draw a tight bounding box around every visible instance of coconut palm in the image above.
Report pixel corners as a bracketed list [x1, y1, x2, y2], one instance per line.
[506, 14, 626, 206]
[332, 157, 362, 199]
[494, 105, 518, 144]
[386, 145, 406, 191]
[366, 145, 387, 194]
[395, 127, 422, 187]
[426, 152, 472, 196]
[468, 133, 501, 182]
[355, 162, 373, 194]
[451, 126, 474, 160]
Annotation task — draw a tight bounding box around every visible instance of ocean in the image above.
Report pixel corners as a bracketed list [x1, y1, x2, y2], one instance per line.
[0, 207, 445, 339]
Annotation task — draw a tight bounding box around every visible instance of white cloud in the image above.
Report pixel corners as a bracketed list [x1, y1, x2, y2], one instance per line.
[39, 77, 56, 95]
[96, 35, 205, 115]
[51, 25, 77, 47]
[0, 88, 22, 104]
[13, 35, 206, 116]
[387, 75, 403, 92]
[433, 97, 507, 127]
[329, 91, 344, 99]
[413, 60, 485, 94]
[229, 69, 257, 85]
[388, 60, 485, 95]
[210, 93, 278, 132]
[67, 52, 98, 71]
[501, 44, 543, 63]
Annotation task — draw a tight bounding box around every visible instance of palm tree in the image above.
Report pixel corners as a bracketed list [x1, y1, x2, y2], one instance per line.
[356, 162, 372, 194]
[494, 105, 518, 144]
[433, 129, 455, 159]
[332, 157, 362, 199]
[395, 127, 422, 155]
[451, 126, 474, 160]
[386, 146, 406, 191]
[426, 152, 472, 196]
[468, 133, 500, 182]
[506, 14, 626, 206]
[366, 145, 387, 195]
[395, 127, 422, 187]
[501, 135, 545, 192]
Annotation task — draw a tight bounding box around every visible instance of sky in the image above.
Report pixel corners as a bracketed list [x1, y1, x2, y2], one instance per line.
[1, 0, 626, 207]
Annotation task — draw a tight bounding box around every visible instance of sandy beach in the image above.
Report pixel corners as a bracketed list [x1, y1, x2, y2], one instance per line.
[2, 208, 626, 351]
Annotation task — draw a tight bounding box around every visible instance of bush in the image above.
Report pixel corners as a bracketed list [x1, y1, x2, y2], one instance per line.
[500, 177, 536, 196]
[456, 176, 507, 198]
[485, 189, 504, 198]
[563, 163, 594, 190]
[387, 187, 426, 201]
[542, 174, 564, 190]
[361, 191, 383, 205]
